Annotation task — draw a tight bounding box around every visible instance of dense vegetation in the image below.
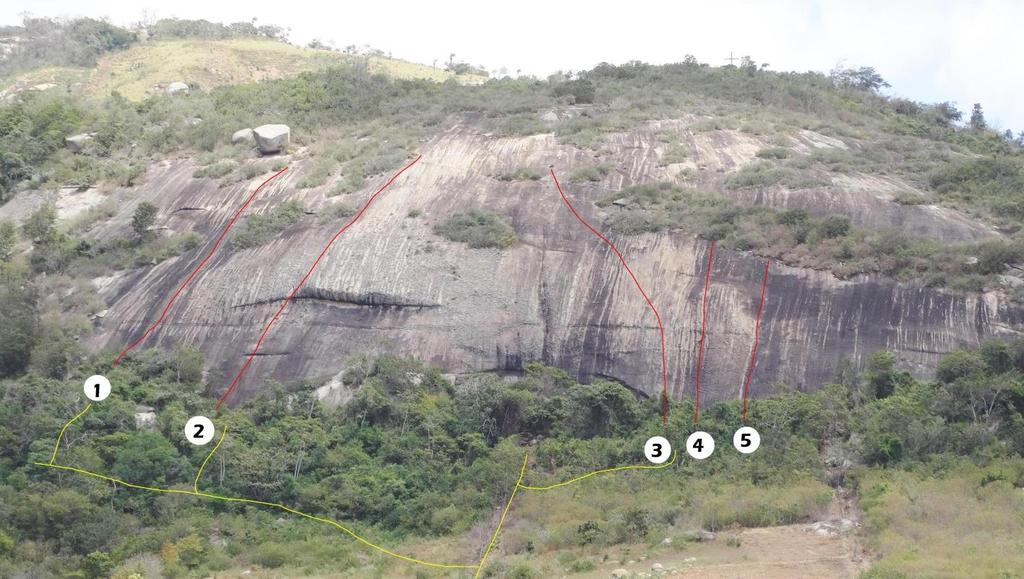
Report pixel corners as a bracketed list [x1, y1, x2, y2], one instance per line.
[434, 210, 518, 249]
[0, 338, 1021, 576]
[0, 17, 137, 75]
[231, 200, 305, 250]
[0, 16, 288, 79]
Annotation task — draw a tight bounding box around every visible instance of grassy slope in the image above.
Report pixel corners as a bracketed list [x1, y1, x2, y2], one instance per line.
[3, 38, 485, 100]
[859, 462, 1024, 577]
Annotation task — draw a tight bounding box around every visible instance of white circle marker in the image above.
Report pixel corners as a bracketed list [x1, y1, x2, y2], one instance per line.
[686, 431, 715, 460]
[184, 416, 215, 446]
[733, 426, 761, 454]
[643, 436, 672, 464]
[84, 375, 111, 401]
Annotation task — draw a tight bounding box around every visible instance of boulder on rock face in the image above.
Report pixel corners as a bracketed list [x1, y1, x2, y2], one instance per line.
[65, 133, 95, 153]
[253, 124, 291, 155]
[166, 82, 189, 96]
[232, 128, 255, 146]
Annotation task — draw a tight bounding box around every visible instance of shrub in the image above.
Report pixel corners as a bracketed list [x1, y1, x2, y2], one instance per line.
[252, 542, 290, 569]
[496, 167, 543, 181]
[232, 200, 304, 249]
[317, 202, 355, 224]
[568, 164, 611, 183]
[756, 147, 792, 159]
[818, 215, 851, 239]
[193, 160, 238, 179]
[724, 162, 824, 189]
[434, 210, 517, 248]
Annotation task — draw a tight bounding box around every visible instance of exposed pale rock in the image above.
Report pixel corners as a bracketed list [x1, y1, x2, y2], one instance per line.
[135, 405, 157, 429]
[65, 133, 94, 153]
[166, 82, 189, 96]
[232, 128, 255, 146]
[253, 124, 291, 154]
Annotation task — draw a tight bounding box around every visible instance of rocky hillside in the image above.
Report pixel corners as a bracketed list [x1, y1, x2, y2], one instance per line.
[2, 57, 1022, 407]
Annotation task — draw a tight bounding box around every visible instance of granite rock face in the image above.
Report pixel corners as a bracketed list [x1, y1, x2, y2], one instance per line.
[67, 117, 1023, 407]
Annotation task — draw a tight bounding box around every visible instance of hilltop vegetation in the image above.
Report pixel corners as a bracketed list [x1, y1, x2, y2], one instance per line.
[1, 16, 484, 101]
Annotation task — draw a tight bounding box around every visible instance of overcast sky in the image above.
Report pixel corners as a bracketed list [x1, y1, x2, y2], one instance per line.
[4, 0, 1022, 130]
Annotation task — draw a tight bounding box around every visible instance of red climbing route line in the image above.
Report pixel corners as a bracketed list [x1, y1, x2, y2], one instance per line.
[742, 260, 771, 422]
[693, 240, 715, 423]
[549, 168, 670, 427]
[215, 155, 423, 410]
[112, 167, 290, 368]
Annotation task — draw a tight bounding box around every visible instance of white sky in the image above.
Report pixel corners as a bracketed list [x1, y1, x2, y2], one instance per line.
[4, 0, 1022, 130]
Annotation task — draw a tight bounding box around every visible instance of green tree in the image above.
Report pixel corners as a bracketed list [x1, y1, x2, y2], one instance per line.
[22, 203, 57, 243]
[980, 339, 1013, 374]
[818, 215, 851, 239]
[173, 344, 203, 384]
[0, 264, 40, 376]
[866, 351, 898, 399]
[565, 380, 641, 438]
[970, 103, 986, 129]
[82, 551, 115, 578]
[175, 534, 205, 569]
[0, 220, 17, 261]
[131, 201, 158, 240]
[829, 66, 890, 92]
[936, 349, 986, 384]
[110, 431, 184, 483]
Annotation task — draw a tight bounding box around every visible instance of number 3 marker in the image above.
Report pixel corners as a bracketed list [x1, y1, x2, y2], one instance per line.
[644, 436, 672, 464]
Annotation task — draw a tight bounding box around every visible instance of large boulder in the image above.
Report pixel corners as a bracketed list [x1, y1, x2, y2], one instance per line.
[253, 124, 290, 155]
[65, 133, 95, 153]
[232, 128, 255, 146]
[166, 82, 189, 96]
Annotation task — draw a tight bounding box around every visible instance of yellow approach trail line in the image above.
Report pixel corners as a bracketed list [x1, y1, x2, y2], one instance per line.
[194, 425, 228, 494]
[48, 402, 92, 465]
[519, 451, 678, 491]
[475, 453, 529, 578]
[38, 406, 676, 573]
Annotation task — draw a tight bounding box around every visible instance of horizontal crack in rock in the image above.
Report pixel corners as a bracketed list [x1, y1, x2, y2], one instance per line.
[232, 287, 440, 310]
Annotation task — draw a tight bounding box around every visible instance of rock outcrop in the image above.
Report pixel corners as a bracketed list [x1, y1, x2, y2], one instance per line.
[253, 124, 290, 154]
[166, 82, 189, 96]
[65, 133, 94, 153]
[232, 128, 255, 146]
[59, 116, 1024, 408]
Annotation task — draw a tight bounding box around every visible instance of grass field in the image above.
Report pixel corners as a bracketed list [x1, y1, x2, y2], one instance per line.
[859, 461, 1024, 578]
[2, 38, 486, 100]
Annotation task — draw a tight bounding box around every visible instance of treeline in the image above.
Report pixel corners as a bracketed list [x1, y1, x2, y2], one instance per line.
[144, 18, 287, 42]
[0, 16, 289, 78]
[0, 17, 136, 75]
